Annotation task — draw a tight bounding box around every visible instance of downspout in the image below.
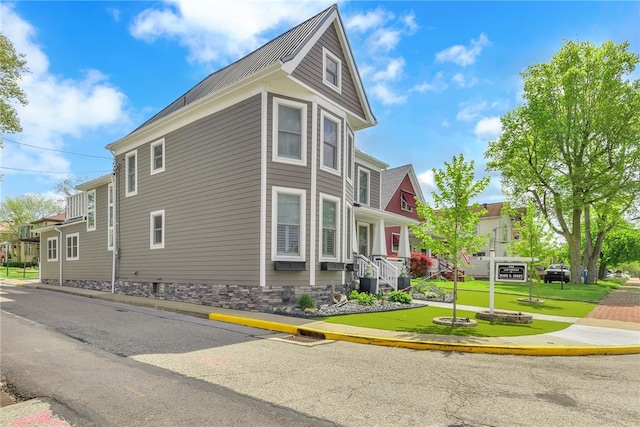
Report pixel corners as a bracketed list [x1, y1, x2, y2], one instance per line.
[54, 226, 63, 286]
[110, 149, 117, 294]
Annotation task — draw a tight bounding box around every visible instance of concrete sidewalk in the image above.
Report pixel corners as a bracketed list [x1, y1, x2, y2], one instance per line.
[2, 278, 639, 356]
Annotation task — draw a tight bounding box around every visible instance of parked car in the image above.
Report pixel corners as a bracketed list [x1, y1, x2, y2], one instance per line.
[544, 264, 571, 283]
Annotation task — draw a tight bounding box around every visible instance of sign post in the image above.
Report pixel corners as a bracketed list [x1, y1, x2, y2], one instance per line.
[479, 253, 538, 315]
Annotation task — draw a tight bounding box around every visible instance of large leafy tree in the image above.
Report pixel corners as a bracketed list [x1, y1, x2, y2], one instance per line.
[600, 226, 640, 277]
[0, 194, 64, 240]
[412, 154, 490, 323]
[0, 33, 29, 137]
[486, 40, 640, 283]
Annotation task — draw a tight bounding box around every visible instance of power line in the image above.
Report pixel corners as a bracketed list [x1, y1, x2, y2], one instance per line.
[0, 166, 112, 175]
[1, 137, 112, 159]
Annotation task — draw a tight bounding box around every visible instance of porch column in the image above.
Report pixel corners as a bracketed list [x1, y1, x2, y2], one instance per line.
[371, 218, 387, 257]
[398, 224, 411, 259]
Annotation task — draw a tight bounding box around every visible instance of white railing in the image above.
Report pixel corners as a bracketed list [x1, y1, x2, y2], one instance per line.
[356, 254, 379, 280]
[375, 256, 399, 290]
[65, 192, 85, 220]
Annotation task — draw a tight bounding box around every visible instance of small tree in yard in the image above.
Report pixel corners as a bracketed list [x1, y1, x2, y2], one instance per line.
[410, 251, 434, 278]
[503, 200, 557, 300]
[412, 154, 490, 324]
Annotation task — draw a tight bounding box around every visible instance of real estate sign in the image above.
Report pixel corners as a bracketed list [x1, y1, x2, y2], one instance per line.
[495, 263, 527, 282]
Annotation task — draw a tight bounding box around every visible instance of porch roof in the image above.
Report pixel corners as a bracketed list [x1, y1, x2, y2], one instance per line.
[353, 205, 420, 227]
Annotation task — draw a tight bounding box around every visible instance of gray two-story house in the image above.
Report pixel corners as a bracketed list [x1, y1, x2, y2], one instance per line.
[39, 4, 419, 310]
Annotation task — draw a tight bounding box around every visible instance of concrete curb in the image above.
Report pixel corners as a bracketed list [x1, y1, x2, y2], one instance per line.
[208, 313, 640, 356]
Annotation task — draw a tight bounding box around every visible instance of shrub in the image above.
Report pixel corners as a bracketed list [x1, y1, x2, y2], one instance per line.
[410, 252, 434, 278]
[357, 292, 377, 305]
[387, 290, 413, 304]
[297, 294, 316, 309]
[349, 290, 360, 300]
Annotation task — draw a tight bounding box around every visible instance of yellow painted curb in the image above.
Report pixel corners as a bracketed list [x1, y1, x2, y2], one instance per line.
[209, 313, 640, 356]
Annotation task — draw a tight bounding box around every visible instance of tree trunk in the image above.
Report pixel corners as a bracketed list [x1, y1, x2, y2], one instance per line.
[568, 209, 583, 283]
[452, 266, 458, 322]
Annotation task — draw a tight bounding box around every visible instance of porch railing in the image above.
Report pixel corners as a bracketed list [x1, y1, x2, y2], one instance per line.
[374, 256, 399, 290]
[355, 254, 379, 281]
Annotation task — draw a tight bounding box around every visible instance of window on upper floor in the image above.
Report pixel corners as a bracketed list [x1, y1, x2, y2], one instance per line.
[320, 194, 340, 260]
[321, 112, 340, 174]
[107, 183, 114, 251]
[150, 210, 165, 249]
[357, 167, 370, 206]
[273, 98, 307, 165]
[400, 191, 414, 213]
[66, 233, 79, 261]
[272, 187, 305, 261]
[47, 237, 58, 262]
[346, 130, 354, 182]
[126, 150, 137, 196]
[323, 47, 342, 93]
[87, 189, 96, 231]
[150, 138, 165, 174]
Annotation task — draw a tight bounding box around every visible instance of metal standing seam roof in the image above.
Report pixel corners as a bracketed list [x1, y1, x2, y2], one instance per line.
[131, 5, 337, 134]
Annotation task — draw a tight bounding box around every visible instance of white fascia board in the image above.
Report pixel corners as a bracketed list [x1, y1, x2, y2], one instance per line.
[355, 150, 388, 170]
[107, 64, 284, 155]
[353, 205, 420, 227]
[406, 165, 427, 205]
[76, 174, 112, 191]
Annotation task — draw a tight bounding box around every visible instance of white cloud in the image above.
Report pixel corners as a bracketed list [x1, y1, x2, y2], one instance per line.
[456, 101, 489, 121]
[370, 84, 407, 105]
[0, 4, 129, 183]
[474, 116, 502, 140]
[452, 72, 478, 88]
[344, 7, 391, 33]
[435, 33, 491, 66]
[130, 0, 334, 63]
[413, 71, 448, 93]
[369, 28, 402, 52]
[418, 170, 436, 193]
[372, 58, 404, 81]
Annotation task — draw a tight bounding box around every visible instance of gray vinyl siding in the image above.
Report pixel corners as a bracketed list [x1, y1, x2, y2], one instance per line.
[40, 185, 112, 282]
[116, 94, 262, 285]
[265, 93, 312, 285]
[292, 23, 366, 120]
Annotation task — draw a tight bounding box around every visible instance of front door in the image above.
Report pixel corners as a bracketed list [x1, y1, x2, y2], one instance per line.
[357, 222, 370, 257]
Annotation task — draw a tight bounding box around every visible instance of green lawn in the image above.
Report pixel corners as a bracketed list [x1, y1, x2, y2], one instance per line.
[454, 289, 595, 317]
[420, 279, 619, 303]
[319, 306, 571, 337]
[0, 267, 39, 280]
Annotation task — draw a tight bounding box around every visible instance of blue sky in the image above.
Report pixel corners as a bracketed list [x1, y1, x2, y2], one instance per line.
[1, 1, 638, 205]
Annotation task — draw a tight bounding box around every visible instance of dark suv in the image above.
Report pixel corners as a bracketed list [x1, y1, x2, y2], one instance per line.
[544, 264, 571, 283]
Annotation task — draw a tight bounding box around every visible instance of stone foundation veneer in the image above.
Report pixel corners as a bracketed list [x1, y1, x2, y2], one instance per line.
[41, 279, 344, 312]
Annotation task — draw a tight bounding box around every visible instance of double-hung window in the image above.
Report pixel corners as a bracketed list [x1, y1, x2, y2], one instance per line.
[321, 112, 340, 174]
[358, 167, 370, 205]
[272, 187, 305, 261]
[125, 150, 137, 196]
[400, 191, 414, 212]
[66, 233, 79, 260]
[86, 189, 96, 231]
[150, 139, 165, 174]
[273, 98, 307, 165]
[107, 183, 114, 250]
[323, 47, 341, 92]
[391, 233, 400, 253]
[320, 194, 340, 260]
[150, 210, 165, 249]
[47, 237, 58, 261]
[346, 130, 354, 182]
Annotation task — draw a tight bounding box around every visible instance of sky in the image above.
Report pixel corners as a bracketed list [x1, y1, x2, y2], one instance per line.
[1, 0, 638, 206]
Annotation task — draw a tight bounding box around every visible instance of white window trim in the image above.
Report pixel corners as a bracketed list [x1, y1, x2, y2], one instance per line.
[150, 138, 165, 175]
[66, 232, 79, 261]
[319, 110, 341, 176]
[150, 210, 165, 249]
[319, 193, 340, 262]
[346, 129, 354, 183]
[357, 167, 370, 206]
[345, 204, 353, 262]
[107, 183, 114, 251]
[272, 97, 307, 166]
[271, 186, 306, 262]
[401, 191, 414, 213]
[125, 150, 138, 197]
[47, 236, 58, 262]
[391, 232, 400, 253]
[86, 189, 96, 232]
[322, 47, 342, 93]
